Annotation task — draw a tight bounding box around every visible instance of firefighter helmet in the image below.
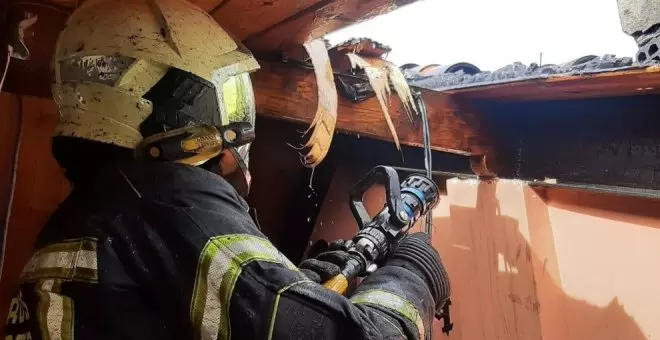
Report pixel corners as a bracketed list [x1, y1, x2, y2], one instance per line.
[52, 0, 259, 196]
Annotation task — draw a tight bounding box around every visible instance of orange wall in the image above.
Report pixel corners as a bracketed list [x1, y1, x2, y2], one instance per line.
[0, 92, 69, 329]
[535, 188, 660, 340]
[308, 169, 660, 339]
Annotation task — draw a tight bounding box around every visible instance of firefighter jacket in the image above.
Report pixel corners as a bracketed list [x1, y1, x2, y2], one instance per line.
[4, 163, 438, 340]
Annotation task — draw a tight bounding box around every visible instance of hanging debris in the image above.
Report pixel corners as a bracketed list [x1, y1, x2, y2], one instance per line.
[346, 53, 418, 151]
[347, 54, 399, 151]
[333, 38, 391, 58]
[300, 39, 338, 167]
[385, 61, 417, 122]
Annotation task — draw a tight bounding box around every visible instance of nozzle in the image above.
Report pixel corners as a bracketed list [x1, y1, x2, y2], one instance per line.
[400, 175, 440, 223]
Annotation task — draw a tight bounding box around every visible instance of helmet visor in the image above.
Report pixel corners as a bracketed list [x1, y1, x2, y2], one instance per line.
[212, 71, 256, 197]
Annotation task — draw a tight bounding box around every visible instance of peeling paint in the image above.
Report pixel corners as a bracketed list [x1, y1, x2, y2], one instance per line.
[386, 62, 417, 121]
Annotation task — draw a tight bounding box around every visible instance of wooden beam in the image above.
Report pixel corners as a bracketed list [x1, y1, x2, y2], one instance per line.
[252, 60, 494, 158]
[1, 0, 419, 95]
[449, 67, 660, 102]
[211, 0, 321, 41]
[5, 0, 228, 12]
[245, 0, 418, 53]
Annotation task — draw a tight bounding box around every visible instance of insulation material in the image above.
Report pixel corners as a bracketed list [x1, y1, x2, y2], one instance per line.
[385, 62, 417, 121]
[301, 39, 338, 167]
[333, 38, 391, 58]
[347, 53, 418, 151]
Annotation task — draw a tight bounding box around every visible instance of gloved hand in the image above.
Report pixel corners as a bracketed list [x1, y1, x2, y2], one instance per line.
[299, 239, 350, 283]
[385, 233, 451, 314]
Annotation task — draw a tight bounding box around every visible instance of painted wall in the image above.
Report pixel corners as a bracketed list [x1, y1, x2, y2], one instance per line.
[0, 93, 69, 330]
[308, 169, 660, 339]
[535, 188, 660, 339]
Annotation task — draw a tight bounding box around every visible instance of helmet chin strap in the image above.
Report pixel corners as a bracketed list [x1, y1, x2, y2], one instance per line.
[134, 122, 254, 165]
[134, 121, 254, 198]
[212, 148, 250, 198]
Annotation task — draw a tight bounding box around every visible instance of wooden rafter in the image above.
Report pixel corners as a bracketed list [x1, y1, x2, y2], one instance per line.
[244, 0, 418, 53]
[252, 60, 494, 157]
[210, 0, 320, 41]
[3, 0, 228, 11]
[1, 0, 418, 96]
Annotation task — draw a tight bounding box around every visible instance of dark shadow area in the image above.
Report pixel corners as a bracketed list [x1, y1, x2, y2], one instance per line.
[253, 115, 475, 263]
[249, 117, 336, 263]
[330, 131, 474, 175]
[474, 94, 660, 190]
[431, 182, 647, 339]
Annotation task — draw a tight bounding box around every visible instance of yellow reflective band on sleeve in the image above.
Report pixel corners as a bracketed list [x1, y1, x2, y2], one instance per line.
[350, 289, 425, 340]
[35, 279, 73, 340]
[21, 238, 98, 284]
[190, 234, 299, 340]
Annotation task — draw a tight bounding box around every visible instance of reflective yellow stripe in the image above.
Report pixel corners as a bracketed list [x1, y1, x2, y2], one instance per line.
[21, 238, 98, 283]
[18, 239, 89, 340]
[190, 235, 298, 340]
[266, 280, 312, 340]
[35, 279, 73, 340]
[5, 290, 30, 326]
[350, 289, 425, 340]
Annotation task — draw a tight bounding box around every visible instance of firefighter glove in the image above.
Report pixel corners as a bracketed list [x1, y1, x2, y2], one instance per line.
[385, 233, 451, 313]
[299, 239, 350, 283]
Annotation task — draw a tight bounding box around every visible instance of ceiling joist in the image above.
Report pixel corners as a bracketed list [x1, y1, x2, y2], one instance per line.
[210, 0, 321, 41]
[252, 60, 495, 159]
[244, 0, 418, 53]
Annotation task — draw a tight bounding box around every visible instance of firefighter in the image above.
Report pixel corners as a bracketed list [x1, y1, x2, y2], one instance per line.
[3, 0, 450, 339]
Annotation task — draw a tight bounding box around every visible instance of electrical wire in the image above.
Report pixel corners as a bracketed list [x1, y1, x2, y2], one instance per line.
[0, 96, 23, 283]
[413, 90, 435, 340]
[0, 46, 10, 90]
[414, 91, 433, 236]
[0, 45, 23, 282]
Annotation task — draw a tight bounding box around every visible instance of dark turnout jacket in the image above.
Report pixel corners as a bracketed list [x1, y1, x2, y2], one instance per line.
[4, 163, 437, 340]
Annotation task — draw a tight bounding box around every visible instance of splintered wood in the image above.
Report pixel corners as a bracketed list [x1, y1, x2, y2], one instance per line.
[300, 39, 338, 167]
[346, 53, 418, 152]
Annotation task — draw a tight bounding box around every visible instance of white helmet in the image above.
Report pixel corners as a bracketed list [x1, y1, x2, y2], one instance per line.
[52, 0, 259, 196]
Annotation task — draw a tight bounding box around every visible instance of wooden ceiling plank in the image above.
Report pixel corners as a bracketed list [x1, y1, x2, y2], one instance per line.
[6, 0, 232, 12]
[252, 60, 494, 158]
[245, 0, 418, 53]
[211, 0, 322, 41]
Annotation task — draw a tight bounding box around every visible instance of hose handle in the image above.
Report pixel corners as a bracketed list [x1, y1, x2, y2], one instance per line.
[322, 274, 350, 294]
[349, 166, 408, 229]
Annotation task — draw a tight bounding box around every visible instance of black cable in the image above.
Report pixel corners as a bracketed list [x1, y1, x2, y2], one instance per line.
[415, 91, 433, 235]
[389, 166, 477, 179]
